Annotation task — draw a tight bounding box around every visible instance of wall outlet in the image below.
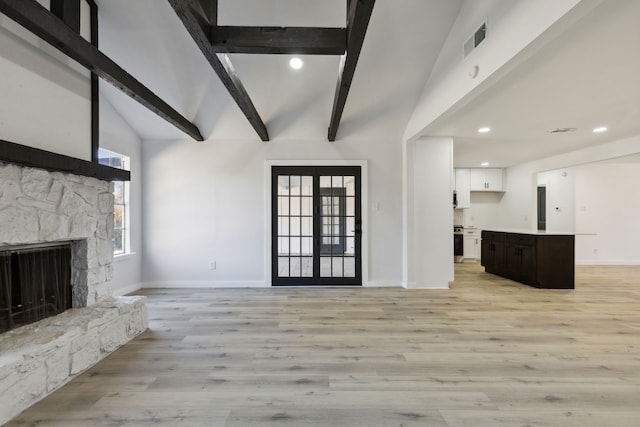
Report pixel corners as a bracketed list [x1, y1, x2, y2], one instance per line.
[209, 261, 216, 270]
[593, 249, 598, 255]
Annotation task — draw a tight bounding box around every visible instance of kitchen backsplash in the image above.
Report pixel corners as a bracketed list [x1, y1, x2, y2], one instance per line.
[454, 209, 464, 226]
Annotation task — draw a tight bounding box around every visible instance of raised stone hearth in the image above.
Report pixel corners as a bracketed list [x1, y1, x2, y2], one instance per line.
[0, 162, 147, 425]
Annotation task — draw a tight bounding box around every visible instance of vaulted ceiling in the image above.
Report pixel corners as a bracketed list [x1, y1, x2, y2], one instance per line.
[96, 0, 463, 142]
[4, 0, 635, 168]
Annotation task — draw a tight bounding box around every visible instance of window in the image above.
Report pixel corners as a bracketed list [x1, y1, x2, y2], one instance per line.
[98, 149, 130, 255]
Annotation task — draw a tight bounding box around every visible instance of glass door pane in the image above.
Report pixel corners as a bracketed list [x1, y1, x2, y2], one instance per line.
[319, 175, 355, 278]
[276, 175, 313, 278]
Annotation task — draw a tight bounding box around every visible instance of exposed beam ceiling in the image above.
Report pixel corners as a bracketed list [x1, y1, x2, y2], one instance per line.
[0, 0, 204, 142]
[211, 26, 346, 55]
[169, 0, 375, 142]
[168, 0, 270, 141]
[328, 0, 375, 141]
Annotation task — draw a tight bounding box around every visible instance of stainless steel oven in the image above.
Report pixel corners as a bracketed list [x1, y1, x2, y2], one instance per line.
[454, 225, 464, 263]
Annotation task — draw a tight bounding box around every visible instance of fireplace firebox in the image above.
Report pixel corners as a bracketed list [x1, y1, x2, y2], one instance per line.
[0, 243, 72, 334]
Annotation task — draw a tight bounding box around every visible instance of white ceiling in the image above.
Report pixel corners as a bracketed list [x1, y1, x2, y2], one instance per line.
[96, 1, 640, 168]
[423, 0, 640, 168]
[96, 0, 463, 142]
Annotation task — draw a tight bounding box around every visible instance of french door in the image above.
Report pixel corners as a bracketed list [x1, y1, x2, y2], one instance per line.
[272, 166, 362, 286]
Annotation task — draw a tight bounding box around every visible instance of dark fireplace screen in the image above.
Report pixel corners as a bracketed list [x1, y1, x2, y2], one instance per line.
[0, 244, 72, 334]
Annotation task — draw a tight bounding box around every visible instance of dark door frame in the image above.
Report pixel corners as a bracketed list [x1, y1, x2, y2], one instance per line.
[271, 165, 362, 286]
[537, 185, 547, 231]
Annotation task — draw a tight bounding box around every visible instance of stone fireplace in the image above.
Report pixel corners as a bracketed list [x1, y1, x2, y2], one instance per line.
[0, 162, 147, 425]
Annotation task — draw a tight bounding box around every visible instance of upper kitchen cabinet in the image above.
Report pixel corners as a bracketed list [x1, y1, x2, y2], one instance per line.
[454, 169, 471, 208]
[469, 168, 505, 192]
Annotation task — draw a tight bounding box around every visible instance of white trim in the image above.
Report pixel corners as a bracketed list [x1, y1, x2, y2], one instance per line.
[141, 281, 268, 289]
[412, 283, 451, 290]
[365, 280, 403, 288]
[112, 283, 142, 296]
[576, 260, 640, 266]
[264, 160, 369, 287]
[402, 281, 415, 289]
[113, 252, 137, 263]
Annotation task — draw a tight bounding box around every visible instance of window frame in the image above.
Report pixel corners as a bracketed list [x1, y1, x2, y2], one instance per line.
[97, 148, 131, 256]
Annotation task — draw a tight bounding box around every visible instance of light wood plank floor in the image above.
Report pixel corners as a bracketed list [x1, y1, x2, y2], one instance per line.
[6, 263, 640, 426]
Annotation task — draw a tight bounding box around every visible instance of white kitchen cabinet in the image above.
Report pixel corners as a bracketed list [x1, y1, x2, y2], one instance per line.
[463, 228, 480, 260]
[454, 169, 470, 209]
[469, 168, 505, 192]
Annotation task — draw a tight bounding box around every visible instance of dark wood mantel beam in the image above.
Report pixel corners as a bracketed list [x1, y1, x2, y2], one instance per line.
[211, 26, 346, 55]
[328, 0, 375, 141]
[0, 139, 130, 181]
[0, 0, 204, 141]
[168, 0, 269, 141]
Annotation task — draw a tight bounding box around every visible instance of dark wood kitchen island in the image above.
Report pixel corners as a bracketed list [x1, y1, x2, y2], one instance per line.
[481, 230, 575, 289]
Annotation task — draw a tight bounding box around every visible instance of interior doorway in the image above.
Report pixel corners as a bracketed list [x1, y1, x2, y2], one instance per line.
[271, 166, 362, 286]
[537, 186, 547, 230]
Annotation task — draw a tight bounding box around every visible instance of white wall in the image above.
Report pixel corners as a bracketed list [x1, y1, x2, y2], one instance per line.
[404, 137, 454, 289]
[536, 168, 575, 231]
[141, 137, 402, 287]
[404, 0, 599, 141]
[463, 192, 505, 230]
[0, 4, 93, 161]
[574, 162, 640, 265]
[99, 94, 143, 294]
[488, 135, 640, 265]
[500, 135, 640, 231]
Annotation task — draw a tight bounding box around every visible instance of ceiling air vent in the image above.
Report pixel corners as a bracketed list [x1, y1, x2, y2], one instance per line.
[464, 22, 487, 59]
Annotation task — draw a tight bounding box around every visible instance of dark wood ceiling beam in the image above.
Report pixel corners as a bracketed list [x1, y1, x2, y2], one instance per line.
[193, 0, 217, 25]
[169, 0, 269, 141]
[0, 0, 204, 141]
[328, 0, 375, 141]
[50, 0, 80, 33]
[211, 26, 346, 55]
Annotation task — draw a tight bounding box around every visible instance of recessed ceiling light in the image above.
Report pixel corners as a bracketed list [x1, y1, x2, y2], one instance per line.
[478, 127, 491, 134]
[593, 126, 608, 133]
[481, 162, 489, 167]
[289, 57, 304, 70]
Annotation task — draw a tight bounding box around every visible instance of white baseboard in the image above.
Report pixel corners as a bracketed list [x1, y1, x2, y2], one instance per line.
[365, 280, 403, 288]
[576, 260, 640, 266]
[141, 281, 268, 289]
[113, 283, 143, 296]
[142, 281, 406, 289]
[406, 282, 450, 290]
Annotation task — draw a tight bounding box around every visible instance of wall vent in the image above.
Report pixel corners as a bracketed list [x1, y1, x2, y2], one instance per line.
[464, 21, 487, 59]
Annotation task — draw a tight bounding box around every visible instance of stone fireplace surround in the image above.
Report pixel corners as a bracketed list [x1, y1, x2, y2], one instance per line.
[0, 162, 148, 424]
